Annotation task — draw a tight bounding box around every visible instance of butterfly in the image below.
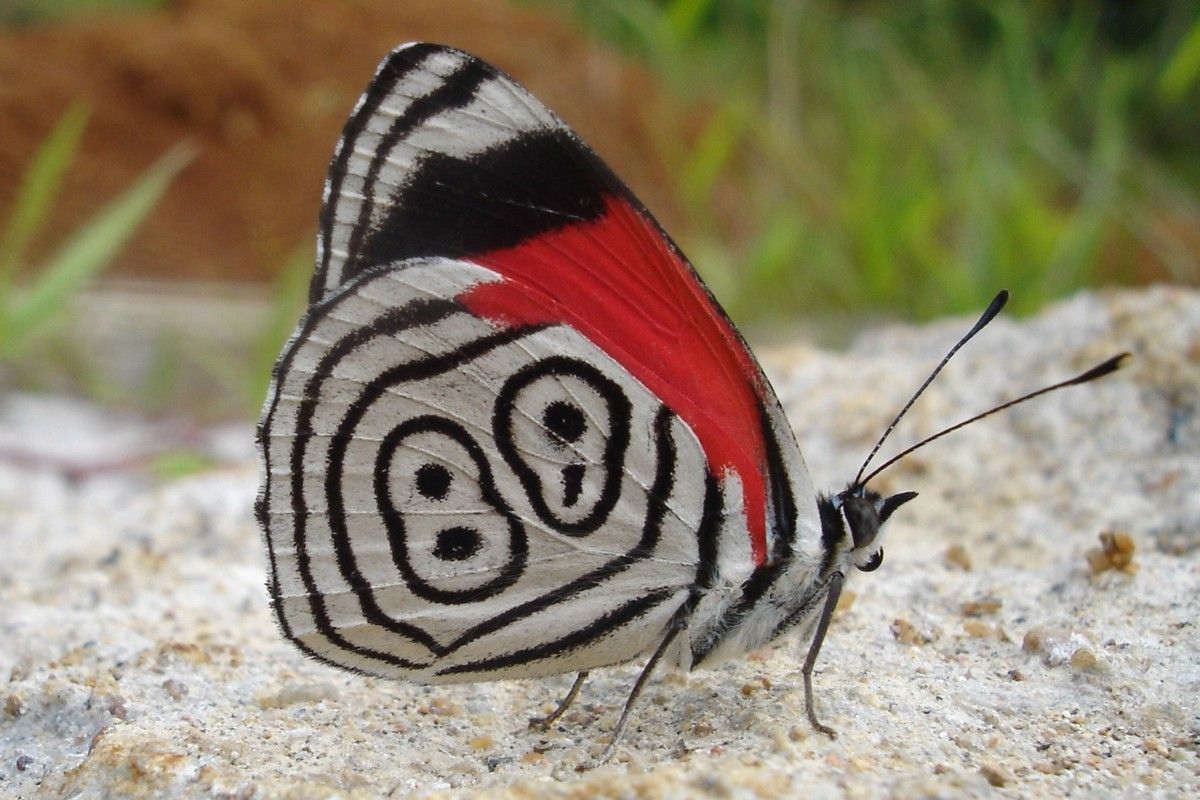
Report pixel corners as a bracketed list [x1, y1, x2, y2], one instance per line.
[256, 42, 1126, 763]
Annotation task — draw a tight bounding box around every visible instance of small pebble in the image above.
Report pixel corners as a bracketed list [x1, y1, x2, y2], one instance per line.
[963, 620, 994, 639]
[162, 679, 188, 701]
[891, 618, 937, 645]
[979, 763, 1010, 787]
[256, 682, 340, 709]
[520, 750, 546, 765]
[5, 694, 23, 717]
[16, 755, 33, 772]
[105, 693, 128, 720]
[1143, 737, 1168, 757]
[1086, 531, 1137, 575]
[469, 735, 495, 751]
[426, 696, 462, 716]
[944, 544, 972, 571]
[1070, 647, 1099, 671]
[961, 597, 1001, 617]
[836, 590, 857, 613]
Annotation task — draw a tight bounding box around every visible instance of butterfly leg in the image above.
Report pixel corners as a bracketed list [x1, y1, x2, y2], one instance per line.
[802, 571, 844, 738]
[529, 671, 589, 730]
[595, 622, 684, 765]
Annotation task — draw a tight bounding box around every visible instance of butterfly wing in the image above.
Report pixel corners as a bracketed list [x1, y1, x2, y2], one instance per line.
[261, 257, 718, 680]
[259, 43, 819, 682]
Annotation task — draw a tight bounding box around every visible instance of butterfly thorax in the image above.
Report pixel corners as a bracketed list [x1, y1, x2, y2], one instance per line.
[681, 480, 915, 671]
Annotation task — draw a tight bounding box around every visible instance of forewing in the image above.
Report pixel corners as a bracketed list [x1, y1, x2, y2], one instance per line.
[313, 42, 816, 573]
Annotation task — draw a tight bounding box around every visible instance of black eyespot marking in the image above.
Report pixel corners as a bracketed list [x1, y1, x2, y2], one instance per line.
[376, 415, 527, 604]
[562, 463, 585, 507]
[543, 400, 586, 445]
[415, 462, 452, 500]
[494, 356, 632, 536]
[433, 526, 482, 562]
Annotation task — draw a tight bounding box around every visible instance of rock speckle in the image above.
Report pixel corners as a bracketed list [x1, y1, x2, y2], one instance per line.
[1, 288, 1197, 798]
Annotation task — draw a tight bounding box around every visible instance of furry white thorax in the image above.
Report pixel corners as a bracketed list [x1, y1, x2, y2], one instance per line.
[675, 398, 839, 670]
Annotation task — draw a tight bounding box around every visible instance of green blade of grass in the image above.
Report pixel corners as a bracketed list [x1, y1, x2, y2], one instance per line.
[0, 102, 91, 288]
[2, 144, 193, 360]
[1, 0, 166, 26]
[664, 0, 714, 43]
[1158, 15, 1200, 104]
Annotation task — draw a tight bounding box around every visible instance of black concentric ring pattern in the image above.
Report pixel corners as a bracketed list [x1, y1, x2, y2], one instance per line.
[260, 262, 707, 680]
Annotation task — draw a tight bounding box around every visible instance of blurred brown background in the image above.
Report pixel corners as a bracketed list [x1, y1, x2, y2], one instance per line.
[1, 0, 1196, 419]
[0, 0, 685, 284]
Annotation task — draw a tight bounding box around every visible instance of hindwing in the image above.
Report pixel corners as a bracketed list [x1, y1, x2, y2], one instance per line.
[261, 258, 721, 679]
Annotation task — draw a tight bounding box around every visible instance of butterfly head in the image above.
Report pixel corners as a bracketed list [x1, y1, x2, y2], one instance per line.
[821, 292, 1128, 579]
[824, 486, 918, 573]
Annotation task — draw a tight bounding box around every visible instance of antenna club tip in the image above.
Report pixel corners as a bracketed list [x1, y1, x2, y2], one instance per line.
[979, 290, 1010, 326]
[1073, 351, 1132, 385]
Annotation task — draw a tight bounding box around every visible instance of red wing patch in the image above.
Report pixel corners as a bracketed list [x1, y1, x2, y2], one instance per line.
[311, 41, 778, 565]
[461, 195, 772, 565]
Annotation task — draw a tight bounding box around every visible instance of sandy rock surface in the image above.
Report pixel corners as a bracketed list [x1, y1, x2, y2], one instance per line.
[1, 287, 1197, 799]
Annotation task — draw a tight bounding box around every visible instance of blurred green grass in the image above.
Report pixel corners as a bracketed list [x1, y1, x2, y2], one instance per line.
[0, 0, 164, 25]
[3, 0, 1198, 420]
[0, 94, 303, 418]
[544, 0, 1200, 324]
[0, 102, 189, 364]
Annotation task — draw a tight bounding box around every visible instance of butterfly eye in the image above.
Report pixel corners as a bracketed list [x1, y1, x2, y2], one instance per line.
[841, 494, 882, 550]
[494, 356, 632, 535]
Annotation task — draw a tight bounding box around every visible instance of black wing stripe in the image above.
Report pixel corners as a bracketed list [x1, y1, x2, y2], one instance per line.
[689, 403, 797, 664]
[315, 43, 445, 304]
[357, 129, 611, 274]
[692, 473, 723, 594]
[343, 57, 493, 285]
[435, 588, 679, 678]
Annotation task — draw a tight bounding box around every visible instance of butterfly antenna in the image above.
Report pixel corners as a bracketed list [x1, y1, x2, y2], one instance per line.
[853, 290, 1010, 487]
[858, 351, 1129, 488]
